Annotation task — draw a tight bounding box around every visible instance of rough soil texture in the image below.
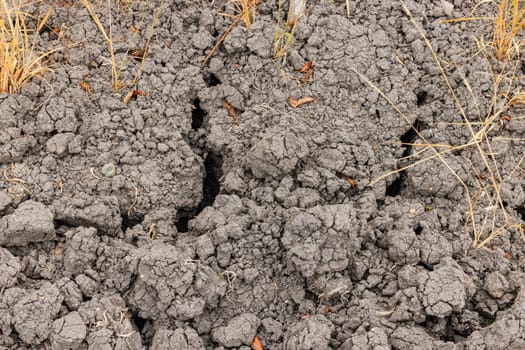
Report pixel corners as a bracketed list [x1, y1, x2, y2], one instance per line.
[2, 0, 525, 349]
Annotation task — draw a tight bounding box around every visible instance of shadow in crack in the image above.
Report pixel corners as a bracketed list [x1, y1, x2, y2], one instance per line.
[191, 98, 206, 130]
[386, 119, 424, 197]
[175, 151, 223, 233]
[199, 151, 223, 210]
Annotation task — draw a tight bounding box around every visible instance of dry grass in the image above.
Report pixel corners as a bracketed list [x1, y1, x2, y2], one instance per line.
[81, 0, 120, 90]
[0, 0, 57, 93]
[204, 0, 304, 65]
[417, 0, 524, 248]
[492, 0, 525, 60]
[441, 0, 525, 60]
[202, 0, 260, 68]
[117, 0, 133, 8]
[81, 0, 158, 91]
[273, 0, 305, 60]
[222, 0, 259, 29]
[358, 1, 525, 249]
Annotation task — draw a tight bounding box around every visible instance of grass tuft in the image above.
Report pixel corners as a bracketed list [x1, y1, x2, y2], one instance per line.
[0, 0, 57, 93]
[222, 0, 259, 29]
[273, 0, 305, 60]
[492, 0, 525, 60]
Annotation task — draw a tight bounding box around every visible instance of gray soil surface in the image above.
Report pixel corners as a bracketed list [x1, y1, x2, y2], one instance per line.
[2, 0, 525, 349]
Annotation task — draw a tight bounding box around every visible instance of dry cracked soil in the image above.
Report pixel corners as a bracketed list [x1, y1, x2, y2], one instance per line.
[2, 0, 525, 349]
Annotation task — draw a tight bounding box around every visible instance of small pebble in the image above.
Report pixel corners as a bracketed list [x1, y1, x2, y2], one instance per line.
[101, 163, 116, 177]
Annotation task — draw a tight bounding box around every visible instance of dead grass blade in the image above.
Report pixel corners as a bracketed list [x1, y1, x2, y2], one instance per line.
[251, 335, 263, 350]
[36, 4, 54, 32]
[288, 96, 315, 108]
[504, 90, 525, 106]
[202, 16, 240, 69]
[130, 9, 160, 87]
[298, 60, 312, 72]
[441, 16, 491, 24]
[81, 0, 120, 90]
[123, 89, 146, 105]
